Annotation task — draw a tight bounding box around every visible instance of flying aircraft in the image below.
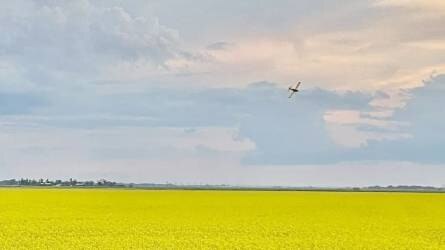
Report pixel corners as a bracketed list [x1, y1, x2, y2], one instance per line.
[288, 82, 301, 98]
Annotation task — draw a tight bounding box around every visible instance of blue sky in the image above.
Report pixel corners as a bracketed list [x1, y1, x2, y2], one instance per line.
[1, 0, 445, 186]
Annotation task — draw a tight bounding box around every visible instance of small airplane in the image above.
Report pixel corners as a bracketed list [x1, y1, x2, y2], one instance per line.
[288, 82, 301, 98]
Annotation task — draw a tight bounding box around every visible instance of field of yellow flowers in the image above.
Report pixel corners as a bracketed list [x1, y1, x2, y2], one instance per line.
[1, 188, 445, 249]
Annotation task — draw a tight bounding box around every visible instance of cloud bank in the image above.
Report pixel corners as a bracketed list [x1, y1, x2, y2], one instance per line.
[1, 76, 444, 185]
[0, 0, 444, 186]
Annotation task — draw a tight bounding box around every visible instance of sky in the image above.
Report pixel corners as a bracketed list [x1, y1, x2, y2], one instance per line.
[1, 0, 445, 186]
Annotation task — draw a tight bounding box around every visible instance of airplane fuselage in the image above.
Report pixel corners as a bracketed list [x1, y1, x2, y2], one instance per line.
[288, 82, 301, 98]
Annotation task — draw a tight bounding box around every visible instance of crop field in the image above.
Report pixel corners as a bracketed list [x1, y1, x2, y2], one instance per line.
[1, 189, 445, 249]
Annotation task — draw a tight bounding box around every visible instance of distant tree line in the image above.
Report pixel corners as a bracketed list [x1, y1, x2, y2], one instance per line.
[0, 178, 128, 187]
[364, 185, 440, 190]
[0, 179, 443, 191]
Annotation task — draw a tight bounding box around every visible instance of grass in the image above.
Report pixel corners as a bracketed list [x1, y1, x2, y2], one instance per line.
[1, 188, 445, 249]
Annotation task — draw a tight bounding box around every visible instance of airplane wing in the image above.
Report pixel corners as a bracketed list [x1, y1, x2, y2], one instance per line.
[296, 82, 301, 89]
[288, 92, 295, 98]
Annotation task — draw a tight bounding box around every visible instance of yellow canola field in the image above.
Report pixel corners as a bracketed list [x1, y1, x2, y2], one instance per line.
[1, 189, 445, 249]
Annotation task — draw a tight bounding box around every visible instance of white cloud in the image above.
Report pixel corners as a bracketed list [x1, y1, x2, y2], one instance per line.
[0, 124, 254, 180]
[154, 0, 444, 102]
[323, 110, 411, 147]
[0, 1, 190, 88]
[1, 1, 443, 94]
[374, 0, 445, 11]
